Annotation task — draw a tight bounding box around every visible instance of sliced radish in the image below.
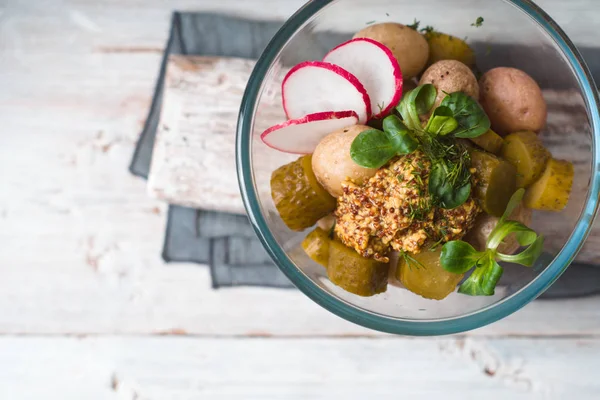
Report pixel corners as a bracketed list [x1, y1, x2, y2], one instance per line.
[282, 61, 371, 124]
[323, 38, 403, 119]
[261, 111, 359, 154]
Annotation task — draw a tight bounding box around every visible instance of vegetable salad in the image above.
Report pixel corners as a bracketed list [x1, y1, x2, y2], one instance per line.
[260, 18, 575, 300]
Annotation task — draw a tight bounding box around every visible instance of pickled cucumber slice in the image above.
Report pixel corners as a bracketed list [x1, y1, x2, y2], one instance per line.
[271, 155, 336, 231]
[470, 150, 517, 217]
[501, 130, 550, 188]
[328, 240, 389, 297]
[302, 227, 331, 268]
[524, 158, 574, 211]
[397, 248, 464, 300]
[469, 129, 504, 154]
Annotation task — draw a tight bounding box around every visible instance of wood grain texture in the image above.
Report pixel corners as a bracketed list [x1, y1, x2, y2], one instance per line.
[1, 336, 599, 400]
[147, 56, 290, 214]
[1, 0, 600, 397]
[0, 0, 599, 338]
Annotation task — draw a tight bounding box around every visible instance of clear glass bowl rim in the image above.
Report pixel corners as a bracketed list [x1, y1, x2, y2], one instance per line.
[236, 0, 600, 335]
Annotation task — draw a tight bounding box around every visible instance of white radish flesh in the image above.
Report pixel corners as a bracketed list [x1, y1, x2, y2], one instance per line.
[260, 110, 359, 154]
[323, 38, 403, 119]
[282, 61, 371, 123]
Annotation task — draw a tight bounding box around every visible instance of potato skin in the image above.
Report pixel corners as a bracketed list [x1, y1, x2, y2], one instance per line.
[353, 23, 429, 79]
[479, 67, 547, 136]
[464, 204, 532, 255]
[419, 60, 479, 108]
[316, 214, 336, 232]
[312, 125, 378, 198]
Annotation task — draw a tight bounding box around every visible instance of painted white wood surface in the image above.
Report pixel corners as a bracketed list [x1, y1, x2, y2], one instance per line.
[0, 0, 598, 336]
[1, 336, 600, 400]
[1, 0, 600, 398]
[147, 56, 292, 214]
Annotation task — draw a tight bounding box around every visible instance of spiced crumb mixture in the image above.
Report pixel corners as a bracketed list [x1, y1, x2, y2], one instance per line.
[335, 151, 480, 262]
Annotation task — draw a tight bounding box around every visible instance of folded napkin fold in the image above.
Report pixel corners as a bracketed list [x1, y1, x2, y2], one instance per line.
[130, 11, 600, 297]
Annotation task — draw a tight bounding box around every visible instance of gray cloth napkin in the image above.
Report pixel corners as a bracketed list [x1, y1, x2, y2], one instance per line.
[130, 11, 600, 297]
[129, 12, 293, 288]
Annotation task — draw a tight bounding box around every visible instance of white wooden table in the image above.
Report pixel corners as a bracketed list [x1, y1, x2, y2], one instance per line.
[1, 1, 600, 398]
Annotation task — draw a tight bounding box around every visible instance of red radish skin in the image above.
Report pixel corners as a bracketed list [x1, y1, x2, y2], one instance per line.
[260, 110, 359, 154]
[282, 61, 371, 123]
[324, 38, 403, 119]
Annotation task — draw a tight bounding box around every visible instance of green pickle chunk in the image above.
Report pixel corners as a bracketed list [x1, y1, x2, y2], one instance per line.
[301, 227, 331, 268]
[470, 149, 517, 217]
[501, 130, 550, 188]
[327, 241, 389, 297]
[270, 155, 336, 231]
[397, 248, 464, 300]
[469, 129, 504, 154]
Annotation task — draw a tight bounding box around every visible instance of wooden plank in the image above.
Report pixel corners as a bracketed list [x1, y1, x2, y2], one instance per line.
[147, 56, 292, 214]
[0, 336, 599, 399]
[0, 251, 600, 336]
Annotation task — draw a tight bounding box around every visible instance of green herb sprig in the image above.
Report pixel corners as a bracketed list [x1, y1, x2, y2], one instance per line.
[407, 19, 420, 30]
[439, 189, 545, 296]
[424, 106, 458, 136]
[429, 161, 471, 209]
[398, 84, 437, 131]
[349, 115, 418, 169]
[471, 17, 484, 27]
[406, 18, 435, 33]
[350, 84, 490, 209]
[399, 250, 424, 270]
[441, 92, 491, 138]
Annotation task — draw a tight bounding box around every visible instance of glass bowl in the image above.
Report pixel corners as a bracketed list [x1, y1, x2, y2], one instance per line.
[236, 0, 600, 335]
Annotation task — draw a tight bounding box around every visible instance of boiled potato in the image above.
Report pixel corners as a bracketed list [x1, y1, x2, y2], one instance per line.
[501, 130, 550, 188]
[464, 204, 532, 255]
[470, 150, 517, 217]
[328, 240, 389, 297]
[312, 125, 378, 198]
[353, 23, 429, 79]
[479, 67, 547, 136]
[469, 129, 504, 154]
[424, 31, 475, 67]
[419, 60, 479, 108]
[524, 158, 574, 211]
[397, 247, 464, 300]
[302, 227, 331, 268]
[317, 214, 336, 232]
[271, 155, 336, 231]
